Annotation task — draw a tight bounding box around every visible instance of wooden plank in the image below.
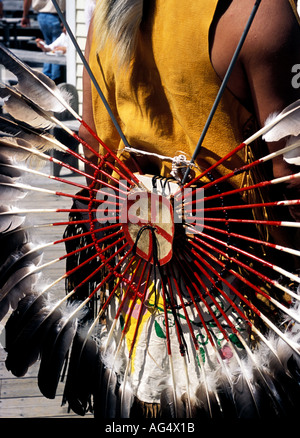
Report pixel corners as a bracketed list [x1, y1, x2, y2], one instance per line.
[11, 48, 67, 65]
[2, 1, 24, 12]
[1, 377, 65, 399]
[2, 377, 44, 398]
[0, 351, 92, 418]
[0, 397, 81, 418]
[0, 360, 40, 379]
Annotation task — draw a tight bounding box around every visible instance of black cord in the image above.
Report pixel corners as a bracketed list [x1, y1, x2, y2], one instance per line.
[50, 0, 132, 150]
[182, 0, 262, 185]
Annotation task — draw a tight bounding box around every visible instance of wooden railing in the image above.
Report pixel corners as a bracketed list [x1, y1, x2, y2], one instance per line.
[0, 0, 42, 49]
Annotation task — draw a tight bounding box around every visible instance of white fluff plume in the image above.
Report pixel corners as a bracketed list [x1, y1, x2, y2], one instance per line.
[262, 100, 300, 143]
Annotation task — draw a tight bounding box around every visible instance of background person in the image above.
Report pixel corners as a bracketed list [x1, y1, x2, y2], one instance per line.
[21, 0, 66, 83]
[35, 26, 68, 55]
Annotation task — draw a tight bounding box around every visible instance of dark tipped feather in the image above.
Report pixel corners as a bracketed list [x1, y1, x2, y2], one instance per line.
[194, 382, 223, 419]
[5, 292, 48, 351]
[0, 116, 37, 139]
[91, 355, 107, 419]
[0, 227, 28, 265]
[160, 386, 186, 418]
[230, 375, 260, 419]
[93, 365, 119, 419]
[0, 44, 66, 113]
[104, 367, 119, 418]
[0, 83, 55, 130]
[38, 314, 77, 399]
[0, 118, 66, 153]
[5, 302, 63, 377]
[0, 273, 40, 321]
[252, 366, 299, 417]
[0, 241, 42, 321]
[0, 174, 26, 201]
[62, 329, 99, 416]
[212, 377, 237, 419]
[0, 159, 23, 178]
[0, 206, 26, 233]
[0, 246, 43, 307]
[0, 242, 42, 284]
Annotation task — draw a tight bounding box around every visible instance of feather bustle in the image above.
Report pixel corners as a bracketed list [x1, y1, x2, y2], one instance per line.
[160, 387, 186, 418]
[37, 302, 87, 399]
[62, 329, 99, 416]
[5, 303, 63, 377]
[0, 83, 55, 130]
[0, 44, 67, 113]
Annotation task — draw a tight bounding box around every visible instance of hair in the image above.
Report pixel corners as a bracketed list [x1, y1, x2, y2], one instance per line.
[93, 0, 144, 67]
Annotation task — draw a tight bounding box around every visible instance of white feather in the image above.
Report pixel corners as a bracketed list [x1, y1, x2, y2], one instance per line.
[0, 205, 25, 232]
[0, 84, 55, 130]
[282, 135, 300, 165]
[262, 100, 300, 142]
[0, 272, 41, 321]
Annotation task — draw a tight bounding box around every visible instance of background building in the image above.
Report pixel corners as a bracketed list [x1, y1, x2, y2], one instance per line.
[66, 0, 86, 114]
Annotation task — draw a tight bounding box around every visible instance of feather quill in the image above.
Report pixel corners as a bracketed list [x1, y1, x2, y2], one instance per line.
[62, 328, 99, 416]
[102, 367, 119, 418]
[213, 376, 238, 418]
[0, 44, 67, 113]
[0, 82, 55, 130]
[0, 273, 40, 321]
[119, 381, 134, 418]
[0, 117, 67, 153]
[5, 292, 47, 351]
[0, 226, 27, 266]
[160, 386, 186, 418]
[261, 102, 300, 165]
[5, 299, 63, 377]
[0, 242, 42, 287]
[37, 301, 88, 399]
[0, 205, 25, 233]
[0, 156, 23, 178]
[0, 249, 43, 322]
[194, 382, 223, 419]
[281, 135, 300, 165]
[262, 100, 300, 142]
[0, 174, 26, 201]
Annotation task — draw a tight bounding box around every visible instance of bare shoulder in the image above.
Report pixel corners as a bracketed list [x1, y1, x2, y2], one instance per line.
[211, 0, 300, 117]
[212, 0, 299, 51]
[240, 0, 299, 55]
[212, 0, 300, 70]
